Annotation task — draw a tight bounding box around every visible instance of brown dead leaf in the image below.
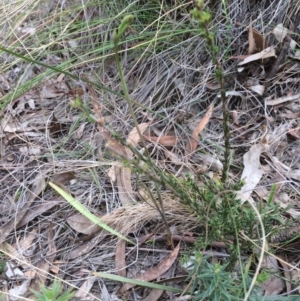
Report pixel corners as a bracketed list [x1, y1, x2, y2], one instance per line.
[276, 255, 292, 294]
[9, 279, 31, 301]
[127, 123, 149, 148]
[259, 255, 285, 295]
[75, 277, 96, 298]
[115, 166, 136, 205]
[66, 232, 107, 260]
[231, 110, 239, 125]
[51, 171, 76, 184]
[248, 19, 255, 54]
[0, 175, 46, 243]
[105, 136, 128, 158]
[87, 80, 103, 122]
[28, 260, 50, 294]
[186, 105, 213, 155]
[164, 149, 182, 164]
[67, 213, 100, 235]
[119, 242, 180, 294]
[237, 144, 264, 204]
[15, 228, 37, 255]
[143, 289, 164, 301]
[17, 198, 63, 228]
[115, 240, 127, 277]
[49, 114, 63, 134]
[46, 230, 57, 263]
[252, 28, 267, 52]
[108, 123, 148, 205]
[108, 166, 117, 182]
[265, 93, 300, 106]
[205, 82, 221, 90]
[144, 134, 180, 146]
[238, 47, 276, 65]
[125, 123, 149, 159]
[0, 243, 29, 269]
[248, 85, 265, 95]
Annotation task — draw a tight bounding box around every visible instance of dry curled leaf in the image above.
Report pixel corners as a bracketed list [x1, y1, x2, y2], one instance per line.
[115, 166, 136, 205]
[67, 213, 101, 235]
[51, 171, 76, 184]
[265, 93, 300, 106]
[144, 134, 180, 146]
[237, 144, 264, 204]
[238, 47, 276, 65]
[115, 240, 127, 277]
[186, 105, 213, 155]
[119, 243, 180, 294]
[127, 123, 149, 148]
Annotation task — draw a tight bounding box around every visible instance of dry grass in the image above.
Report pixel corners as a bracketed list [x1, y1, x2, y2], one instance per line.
[1, 0, 300, 300]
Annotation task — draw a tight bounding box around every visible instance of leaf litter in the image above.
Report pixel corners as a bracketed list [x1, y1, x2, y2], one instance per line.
[1, 0, 300, 299]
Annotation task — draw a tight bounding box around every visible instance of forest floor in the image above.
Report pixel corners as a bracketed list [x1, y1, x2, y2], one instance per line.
[1, 0, 300, 300]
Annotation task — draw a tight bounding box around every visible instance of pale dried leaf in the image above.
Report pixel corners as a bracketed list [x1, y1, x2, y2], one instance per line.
[205, 82, 221, 90]
[105, 137, 128, 158]
[126, 123, 149, 159]
[51, 171, 76, 184]
[126, 123, 149, 148]
[277, 255, 292, 294]
[19, 146, 41, 155]
[289, 39, 297, 50]
[15, 228, 37, 256]
[46, 230, 57, 263]
[17, 199, 62, 228]
[249, 85, 265, 95]
[260, 255, 285, 295]
[9, 279, 31, 301]
[164, 149, 182, 164]
[119, 243, 180, 293]
[108, 166, 117, 182]
[67, 39, 78, 49]
[262, 123, 289, 149]
[186, 105, 213, 154]
[0, 175, 46, 243]
[217, 91, 244, 98]
[238, 47, 276, 65]
[115, 240, 127, 277]
[75, 276, 96, 298]
[143, 289, 164, 301]
[273, 23, 288, 42]
[248, 20, 255, 54]
[115, 166, 136, 205]
[66, 233, 107, 260]
[67, 213, 100, 235]
[2, 120, 29, 132]
[144, 135, 180, 146]
[231, 110, 239, 124]
[174, 78, 188, 97]
[238, 144, 264, 204]
[17, 26, 36, 36]
[5, 262, 24, 279]
[198, 153, 223, 171]
[265, 93, 300, 106]
[287, 169, 300, 180]
[0, 243, 29, 269]
[28, 260, 50, 292]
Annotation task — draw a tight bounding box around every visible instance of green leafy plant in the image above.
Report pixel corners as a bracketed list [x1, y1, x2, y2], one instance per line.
[185, 255, 258, 301]
[31, 279, 74, 301]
